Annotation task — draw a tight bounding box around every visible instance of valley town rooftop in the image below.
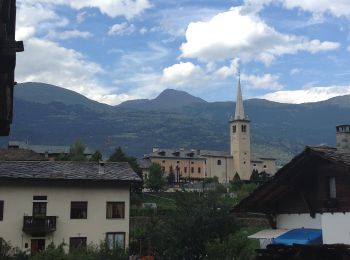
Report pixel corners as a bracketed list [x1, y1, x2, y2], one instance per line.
[0, 161, 141, 183]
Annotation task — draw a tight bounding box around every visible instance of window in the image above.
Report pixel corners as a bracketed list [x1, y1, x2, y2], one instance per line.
[329, 177, 336, 199]
[184, 167, 187, 173]
[33, 196, 47, 217]
[241, 125, 247, 132]
[106, 232, 125, 249]
[162, 160, 165, 163]
[217, 160, 221, 165]
[0, 201, 3, 221]
[263, 165, 267, 168]
[69, 237, 87, 251]
[191, 167, 194, 173]
[198, 168, 201, 173]
[177, 161, 180, 164]
[71, 202, 88, 219]
[106, 202, 125, 219]
[232, 125, 236, 133]
[191, 161, 194, 164]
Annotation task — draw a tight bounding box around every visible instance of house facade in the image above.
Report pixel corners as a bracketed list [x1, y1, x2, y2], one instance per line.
[234, 124, 350, 245]
[0, 161, 140, 254]
[145, 76, 276, 182]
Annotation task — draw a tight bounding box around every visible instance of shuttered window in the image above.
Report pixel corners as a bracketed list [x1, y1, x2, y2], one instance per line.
[329, 177, 336, 199]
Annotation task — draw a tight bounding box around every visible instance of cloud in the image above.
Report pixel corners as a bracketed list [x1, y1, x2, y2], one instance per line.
[259, 85, 350, 104]
[108, 23, 135, 36]
[161, 62, 205, 87]
[347, 46, 350, 52]
[290, 68, 301, 75]
[76, 11, 95, 24]
[47, 30, 93, 40]
[180, 7, 340, 64]
[241, 73, 283, 90]
[214, 58, 240, 78]
[245, 0, 350, 18]
[18, 0, 152, 19]
[16, 38, 131, 105]
[16, 2, 65, 40]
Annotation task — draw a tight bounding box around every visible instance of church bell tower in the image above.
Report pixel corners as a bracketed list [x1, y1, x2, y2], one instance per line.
[230, 74, 251, 180]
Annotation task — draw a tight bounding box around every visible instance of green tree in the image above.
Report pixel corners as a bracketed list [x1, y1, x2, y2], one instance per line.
[109, 147, 143, 192]
[90, 150, 102, 162]
[145, 163, 166, 192]
[69, 140, 86, 161]
[108, 147, 127, 162]
[230, 172, 242, 192]
[250, 169, 259, 183]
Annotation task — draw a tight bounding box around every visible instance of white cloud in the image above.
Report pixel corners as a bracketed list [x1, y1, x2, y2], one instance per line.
[161, 62, 205, 87]
[245, 0, 350, 18]
[259, 85, 350, 104]
[140, 27, 148, 34]
[16, 38, 130, 105]
[290, 68, 301, 75]
[18, 0, 152, 19]
[47, 30, 93, 40]
[180, 7, 340, 64]
[347, 46, 350, 52]
[241, 73, 283, 90]
[108, 23, 135, 36]
[76, 11, 95, 24]
[214, 58, 240, 78]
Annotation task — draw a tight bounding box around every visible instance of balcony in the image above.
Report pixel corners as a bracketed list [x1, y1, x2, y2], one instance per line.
[22, 216, 57, 235]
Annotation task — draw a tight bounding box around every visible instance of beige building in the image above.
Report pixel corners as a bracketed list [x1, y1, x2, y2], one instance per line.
[145, 76, 276, 182]
[0, 161, 140, 254]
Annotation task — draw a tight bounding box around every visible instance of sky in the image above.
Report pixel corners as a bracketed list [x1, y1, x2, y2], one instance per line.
[15, 0, 350, 105]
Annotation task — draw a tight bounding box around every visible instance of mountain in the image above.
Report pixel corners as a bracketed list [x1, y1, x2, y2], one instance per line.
[15, 82, 110, 111]
[118, 89, 207, 110]
[6, 82, 350, 164]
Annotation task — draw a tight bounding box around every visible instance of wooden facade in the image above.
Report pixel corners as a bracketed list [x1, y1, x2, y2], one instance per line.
[234, 146, 350, 221]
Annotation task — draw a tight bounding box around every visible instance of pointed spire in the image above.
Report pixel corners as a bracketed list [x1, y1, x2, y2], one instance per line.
[234, 71, 245, 120]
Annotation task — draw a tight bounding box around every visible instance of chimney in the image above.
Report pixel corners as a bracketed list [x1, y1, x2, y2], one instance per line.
[152, 147, 159, 152]
[336, 125, 350, 153]
[98, 162, 105, 174]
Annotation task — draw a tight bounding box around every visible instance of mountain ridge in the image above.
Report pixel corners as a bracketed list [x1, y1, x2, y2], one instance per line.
[8, 82, 350, 164]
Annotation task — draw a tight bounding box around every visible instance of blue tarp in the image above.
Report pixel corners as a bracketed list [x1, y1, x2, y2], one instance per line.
[272, 228, 322, 245]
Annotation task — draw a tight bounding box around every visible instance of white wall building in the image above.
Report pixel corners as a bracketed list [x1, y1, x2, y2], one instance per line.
[0, 161, 140, 254]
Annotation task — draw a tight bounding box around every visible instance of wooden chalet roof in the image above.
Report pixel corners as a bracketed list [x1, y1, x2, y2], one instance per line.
[0, 161, 141, 183]
[233, 146, 350, 214]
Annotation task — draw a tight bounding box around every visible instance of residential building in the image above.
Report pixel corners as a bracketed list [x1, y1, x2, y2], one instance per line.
[145, 76, 276, 182]
[8, 141, 93, 160]
[0, 148, 46, 161]
[0, 161, 141, 254]
[146, 148, 206, 181]
[234, 125, 350, 246]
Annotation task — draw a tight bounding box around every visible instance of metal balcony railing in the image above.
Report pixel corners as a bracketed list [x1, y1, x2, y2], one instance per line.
[22, 216, 57, 235]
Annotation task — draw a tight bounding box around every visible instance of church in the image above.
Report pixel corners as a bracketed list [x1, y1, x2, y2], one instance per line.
[144, 76, 277, 182]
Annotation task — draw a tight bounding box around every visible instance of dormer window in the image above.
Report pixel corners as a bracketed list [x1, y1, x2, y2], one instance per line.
[241, 125, 247, 132]
[329, 177, 336, 199]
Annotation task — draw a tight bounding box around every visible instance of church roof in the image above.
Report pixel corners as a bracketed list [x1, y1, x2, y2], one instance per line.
[234, 74, 246, 120]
